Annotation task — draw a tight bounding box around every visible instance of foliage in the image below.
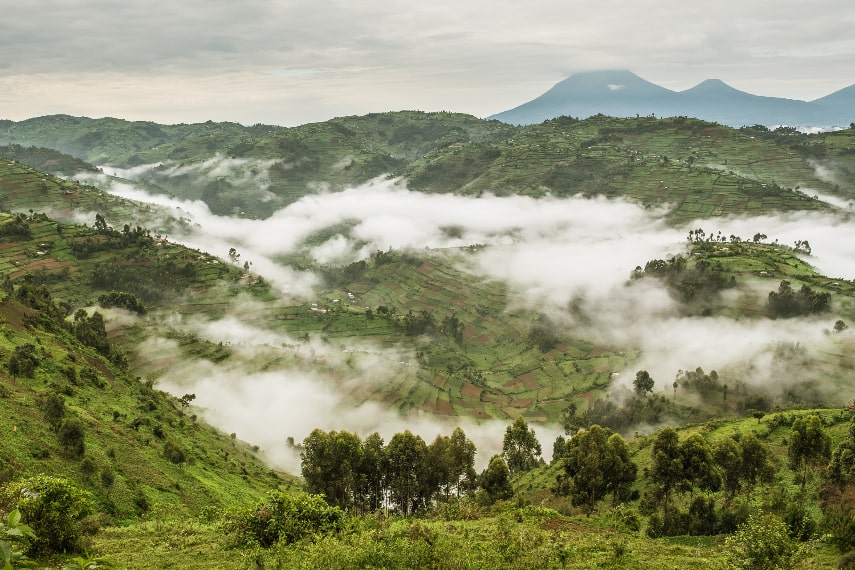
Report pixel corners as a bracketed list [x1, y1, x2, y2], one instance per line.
[0, 476, 94, 556]
[724, 512, 800, 570]
[633, 370, 654, 396]
[788, 414, 831, 491]
[527, 314, 559, 352]
[60, 555, 119, 570]
[386, 431, 429, 515]
[222, 491, 345, 548]
[7, 344, 39, 378]
[97, 291, 146, 315]
[57, 418, 86, 458]
[501, 417, 542, 475]
[478, 456, 513, 505]
[163, 440, 187, 465]
[42, 393, 66, 431]
[766, 279, 830, 318]
[557, 425, 636, 513]
[0, 509, 36, 570]
[301, 429, 363, 509]
[823, 504, 855, 554]
[829, 416, 855, 487]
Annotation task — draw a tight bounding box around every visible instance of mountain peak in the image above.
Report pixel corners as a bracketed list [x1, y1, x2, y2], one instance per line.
[488, 70, 853, 128]
[682, 78, 741, 94]
[550, 70, 672, 95]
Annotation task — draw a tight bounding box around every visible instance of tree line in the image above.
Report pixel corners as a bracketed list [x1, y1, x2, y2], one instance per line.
[299, 417, 543, 515]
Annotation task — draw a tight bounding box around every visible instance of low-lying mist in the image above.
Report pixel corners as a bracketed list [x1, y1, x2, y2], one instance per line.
[83, 173, 855, 469]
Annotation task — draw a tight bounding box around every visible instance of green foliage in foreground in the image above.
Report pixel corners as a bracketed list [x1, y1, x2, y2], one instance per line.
[0, 509, 36, 570]
[0, 476, 93, 556]
[724, 511, 801, 570]
[222, 492, 345, 548]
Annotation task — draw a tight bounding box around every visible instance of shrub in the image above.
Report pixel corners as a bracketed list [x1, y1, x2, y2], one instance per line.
[0, 475, 94, 555]
[223, 491, 345, 548]
[724, 511, 800, 570]
[163, 440, 186, 465]
[824, 505, 855, 554]
[8, 343, 39, 377]
[58, 418, 86, 458]
[43, 392, 66, 430]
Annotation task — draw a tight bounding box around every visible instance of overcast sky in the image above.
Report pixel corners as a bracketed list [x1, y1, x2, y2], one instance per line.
[2, 0, 853, 126]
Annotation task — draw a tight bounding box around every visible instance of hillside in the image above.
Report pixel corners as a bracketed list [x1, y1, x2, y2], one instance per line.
[2, 157, 855, 429]
[0, 280, 286, 526]
[3, 113, 853, 221]
[3, 114, 855, 568]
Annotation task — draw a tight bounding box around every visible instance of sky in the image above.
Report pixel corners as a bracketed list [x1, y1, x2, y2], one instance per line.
[2, 0, 854, 127]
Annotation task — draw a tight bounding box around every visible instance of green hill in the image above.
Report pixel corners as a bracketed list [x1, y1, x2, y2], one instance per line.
[3, 114, 855, 568]
[4, 113, 852, 221]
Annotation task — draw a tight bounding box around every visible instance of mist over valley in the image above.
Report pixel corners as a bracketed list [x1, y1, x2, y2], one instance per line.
[3, 106, 855, 567]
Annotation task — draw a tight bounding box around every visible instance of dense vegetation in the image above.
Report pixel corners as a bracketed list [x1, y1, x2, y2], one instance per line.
[2, 112, 855, 568]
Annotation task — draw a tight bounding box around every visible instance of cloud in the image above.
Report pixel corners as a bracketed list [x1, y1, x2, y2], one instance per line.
[1, 0, 853, 125]
[140, 311, 546, 471]
[80, 174, 855, 464]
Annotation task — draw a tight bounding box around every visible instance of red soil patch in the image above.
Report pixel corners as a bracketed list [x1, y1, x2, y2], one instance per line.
[577, 391, 596, 411]
[434, 398, 454, 415]
[460, 382, 482, 400]
[433, 375, 448, 389]
[589, 346, 608, 357]
[518, 371, 539, 391]
[0, 298, 36, 332]
[510, 398, 534, 409]
[18, 259, 65, 272]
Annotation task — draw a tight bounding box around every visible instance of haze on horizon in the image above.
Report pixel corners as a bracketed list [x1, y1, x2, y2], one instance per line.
[1, 0, 853, 127]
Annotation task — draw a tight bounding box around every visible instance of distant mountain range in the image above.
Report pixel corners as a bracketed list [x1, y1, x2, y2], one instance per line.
[488, 70, 855, 129]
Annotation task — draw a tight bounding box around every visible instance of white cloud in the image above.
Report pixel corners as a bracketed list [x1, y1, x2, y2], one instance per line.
[0, 0, 852, 124]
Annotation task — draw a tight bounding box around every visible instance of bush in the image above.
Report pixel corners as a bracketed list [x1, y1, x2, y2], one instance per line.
[163, 440, 186, 464]
[8, 343, 39, 377]
[724, 511, 800, 570]
[824, 505, 855, 554]
[58, 418, 86, 458]
[223, 491, 345, 548]
[43, 392, 66, 430]
[0, 475, 94, 555]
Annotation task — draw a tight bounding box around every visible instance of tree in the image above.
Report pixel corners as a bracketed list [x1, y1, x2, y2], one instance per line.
[649, 427, 683, 510]
[724, 512, 800, 570]
[560, 425, 637, 513]
[8, 343, 39, 377]
[301, 429, 363, 509]
[738, 432, 776, 494]
[788, 415, 831, 492]
[713, 436, 743, 500]
[386, 430, 428, 514]
[679, 433, 720, 498]
[479, 455, 513, 504]
[829, 416, 855, 487]
[501, 417, 542, 475]
[633, 370, 654, 396]
[446, 427, 477, 498]
[355, 432, 387, 513]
